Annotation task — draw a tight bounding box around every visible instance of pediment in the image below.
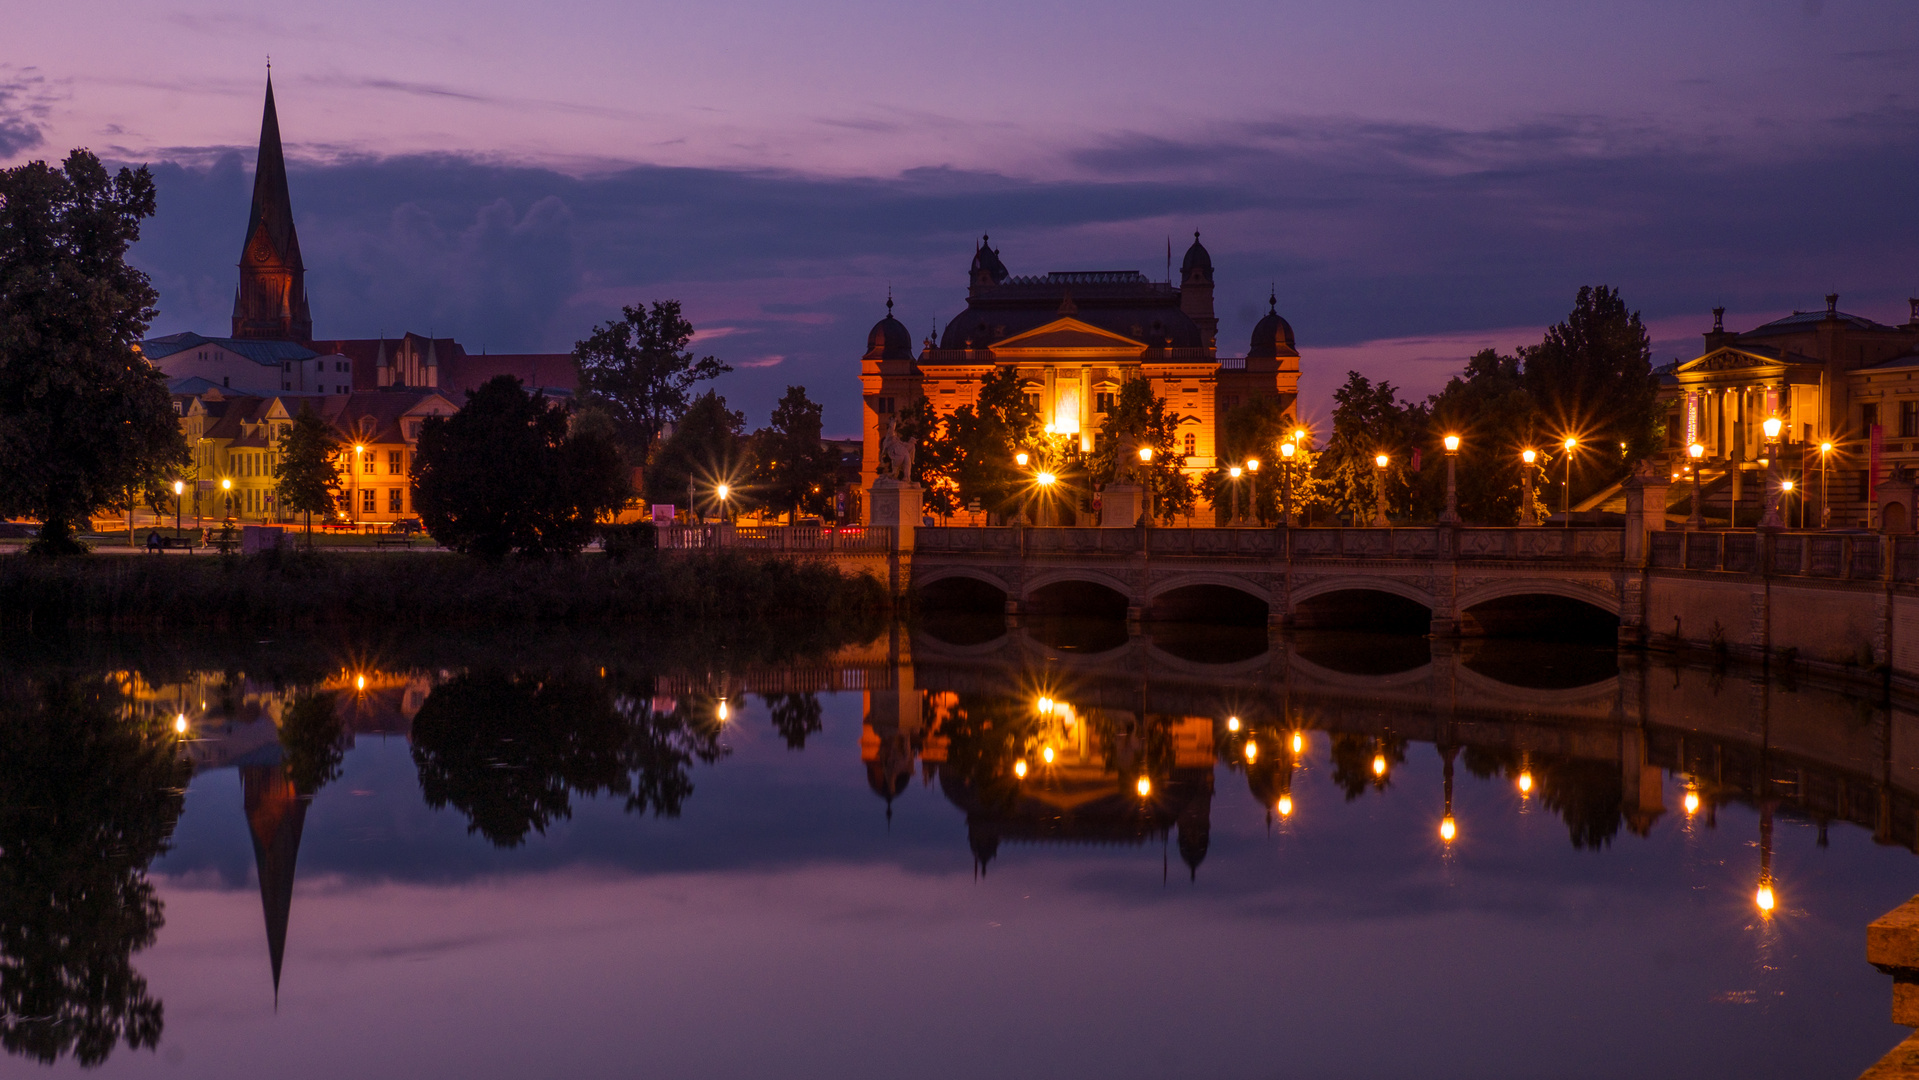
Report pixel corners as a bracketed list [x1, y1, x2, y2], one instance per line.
[991, 318, 1147, 356]
[1677, 347, 1816, 375]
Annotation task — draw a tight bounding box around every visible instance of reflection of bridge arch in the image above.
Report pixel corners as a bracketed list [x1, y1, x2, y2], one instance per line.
[1289, 576, 1435, 610]
[1146, 573, 1272, 607]
[1456, 579, 1620, 617]
[1283, 652, 1435, 693]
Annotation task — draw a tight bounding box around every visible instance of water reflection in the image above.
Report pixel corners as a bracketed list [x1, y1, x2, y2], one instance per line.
[1, 621, 1916, 1073]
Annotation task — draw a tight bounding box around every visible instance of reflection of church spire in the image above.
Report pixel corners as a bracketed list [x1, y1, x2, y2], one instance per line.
[242, 763, 310, 1004]
[1176, 771, 1213, 881]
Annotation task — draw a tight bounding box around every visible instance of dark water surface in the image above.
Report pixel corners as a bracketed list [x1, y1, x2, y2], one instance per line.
[2, 621, 1916, 1080]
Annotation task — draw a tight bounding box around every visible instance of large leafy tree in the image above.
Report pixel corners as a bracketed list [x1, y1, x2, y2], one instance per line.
[274, 405, 342, 543]
[644, 390, 748, 520]
[750, 386, 837, 522]
[0, 151, 187, 553]
[412, 375, 631, 560]
[890, 395, 963, 518]
[1315, 372, 1425, 524]
[1090, 377, 1195, 524]
[0, 678, 189, 1066]
[1521, 285, 1659, 504]
[573, 301, 732, 460]
[1416, 349, 1546, 524]
[941, 367, 1043, 523]
[1207, 395, 1296, 524]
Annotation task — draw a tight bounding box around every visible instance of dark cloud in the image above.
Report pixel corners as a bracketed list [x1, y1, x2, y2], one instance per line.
[125, 108, 1919, 433]
[0, 72, 51, 158]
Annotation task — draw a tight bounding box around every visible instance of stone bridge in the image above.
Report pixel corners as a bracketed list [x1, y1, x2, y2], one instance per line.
[911, 525, 1634, 637]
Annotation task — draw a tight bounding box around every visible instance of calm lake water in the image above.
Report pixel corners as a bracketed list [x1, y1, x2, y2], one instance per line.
[2, 620, 1915, 1080]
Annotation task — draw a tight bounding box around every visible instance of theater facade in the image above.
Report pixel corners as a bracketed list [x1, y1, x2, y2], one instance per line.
[861, 235, 1302, 523]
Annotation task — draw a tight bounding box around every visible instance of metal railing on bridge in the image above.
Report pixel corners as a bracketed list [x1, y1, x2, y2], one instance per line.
[916, 525, 1624, 561]
[655, 524, 894, 553]
[1647, 530, 1919, 582]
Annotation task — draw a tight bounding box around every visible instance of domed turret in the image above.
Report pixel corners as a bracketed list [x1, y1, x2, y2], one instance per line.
[1180, 231, 1213, 283]
[865, 296, 914, 361]
[969, 234, 1009, 291]
[1248, 289, 1297, 358]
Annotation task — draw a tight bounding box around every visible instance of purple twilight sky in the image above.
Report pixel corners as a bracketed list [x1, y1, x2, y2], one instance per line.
[5, 0, 1917, 434]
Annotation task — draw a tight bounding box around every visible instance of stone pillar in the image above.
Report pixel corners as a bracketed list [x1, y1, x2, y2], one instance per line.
[1102, 484, 1143, 528]
[1622, 460, 1671, 565]
[869, 479, 920, 600]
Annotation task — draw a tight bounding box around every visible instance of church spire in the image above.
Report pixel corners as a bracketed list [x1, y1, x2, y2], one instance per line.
[232, 72, 313, 341]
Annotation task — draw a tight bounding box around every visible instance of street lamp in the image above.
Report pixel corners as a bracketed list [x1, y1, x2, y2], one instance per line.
[1819, 440, 1834, 529]
[1782, 478, 1797, 529]
[716, 482, 732, 523]
[1372, 453, 1390, 527]
[1280, 440, 1296, 526]
[1759, 416, 1785, 530]
[1246, 458, 1261, 525]
[1440, 434, 1461, 525]
[1228, 465, 1243, 525]
[172, 480, 184, 537]
[1520, 448, 1539, 526]
[1559, 436, 1579, 526]
[1015, 451, 1030, 468]
[1137, 445, 1154, 528]
[1687, 442, 1705, 529]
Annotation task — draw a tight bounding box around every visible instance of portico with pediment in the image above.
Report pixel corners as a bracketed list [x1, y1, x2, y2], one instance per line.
[860, 236, 1301, 524]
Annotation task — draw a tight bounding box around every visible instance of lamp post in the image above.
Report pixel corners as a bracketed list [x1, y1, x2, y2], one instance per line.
[1819, 440, 1833, 529]
[352, 443, 365, 527]
[1520, 449, 1539, 526]
[1782, 479, 1796, 529]
[220, 477, 233, 524]
[1246, 459, 1261, 525]
[1035, 469, 1057, 527]
[173, 480, 184, 537]
[1759, 416, 1785, 530]
[1687, 442, 1705, 529]
[716, 482, 731, 523]
[1228, 465, 1243, 525]
[1439, 434, 1461, 525]
[1138, 445, 1154, 529]
[1560, 436, 1577, 527]
[1279, 441, 1295, 526]
[1372, 453, 1391, 527]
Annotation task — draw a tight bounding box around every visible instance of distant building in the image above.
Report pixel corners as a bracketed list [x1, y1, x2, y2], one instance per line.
[1660, 296, 1919, 529]
[145, 74, 576, 404]
[861, 234, 1301, 523]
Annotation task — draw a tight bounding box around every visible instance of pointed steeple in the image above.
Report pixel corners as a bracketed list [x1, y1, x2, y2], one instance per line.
[232, 72, 313, 341]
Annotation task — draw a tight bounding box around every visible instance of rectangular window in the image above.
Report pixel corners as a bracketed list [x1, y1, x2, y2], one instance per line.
[1901, 401, 1916, 439]
[362, 488, 376, 513]
[875, 397, 895, 414]
[389, 450, 404, 474]
[364, 455, 376, 474]
[388, 488, 404, 514]
[1183, 434, 1197, 458]
[1865, 403, 1881, 431]
[1095, 392, 1115, 414]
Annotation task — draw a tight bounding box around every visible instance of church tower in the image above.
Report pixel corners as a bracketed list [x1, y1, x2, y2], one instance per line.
[231, 73, 313, 342]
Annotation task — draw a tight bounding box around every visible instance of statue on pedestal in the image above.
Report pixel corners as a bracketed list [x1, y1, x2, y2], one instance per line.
[880, 415, 917, 483]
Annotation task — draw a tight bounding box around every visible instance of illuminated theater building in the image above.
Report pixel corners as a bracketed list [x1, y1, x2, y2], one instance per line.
[861, 235, 1302, 523]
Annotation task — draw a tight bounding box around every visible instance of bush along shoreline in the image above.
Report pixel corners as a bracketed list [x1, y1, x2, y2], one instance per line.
[0, 549, 889, 634]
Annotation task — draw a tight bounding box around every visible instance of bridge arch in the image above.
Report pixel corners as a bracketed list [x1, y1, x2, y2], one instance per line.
[1020, 568, 1134, 619]
[1288, 576, 1435, 610]
[1288, 576, 1435, 633]
[1455, 580, 1620, 641]
[1454, 579, 1620, 617]
[1146, 573, 1271, 625]
[915, 565, 1014, 596]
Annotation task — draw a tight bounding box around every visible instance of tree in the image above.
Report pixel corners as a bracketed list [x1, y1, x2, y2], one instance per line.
[1417, 349, 1545, 524]
[1521, 285, 1659, 505]
[750, 386, 837, 522]
[0, 150, 187, 554]
[763, 693, 823, 750]
[1090, 376, 1196, 524]
[274, 405, 342, 544]
[1207, 395, 1295, 524]
[573, 300, 732, 460]
[412, 375, 630, 560]
[644, 390, 748, 520]
[942, 367, 1043, 522]
[892, 395, 962, 518]
[1316, 372, 1425, 524]
[0, 679, 189, 1066]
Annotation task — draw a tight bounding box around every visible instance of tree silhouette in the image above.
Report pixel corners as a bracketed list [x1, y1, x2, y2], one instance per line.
[0, 680, 189, 1066]
[763, 693, 823, 750]
[411, 669, 728, 847]
[1329, 734, 1406, 801]
[278, 691, 345, 797]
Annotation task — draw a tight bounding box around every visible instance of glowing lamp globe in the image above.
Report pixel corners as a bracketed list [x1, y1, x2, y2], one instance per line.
[1522, 448, 1537, 464]
[1762, 416, 1783, 440]
[1015, 451, 1030, 467]
[1689, 443, 1704, 460]
[1374, 454, 1389, 469]
[1013, 759, 1028, 779]
[1277, 796, 1293, 816]
[1443, 434, 1460, 453]
[1136, 776, 1152, 797]
[1281, 442, 1295, 460]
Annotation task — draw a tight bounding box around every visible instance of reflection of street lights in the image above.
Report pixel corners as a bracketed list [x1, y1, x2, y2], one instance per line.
[1371, 453, 1390, 527]
[1685, 442, 1706, 529]
[1280, 441, 1296, 526]
[1759, 416, 1784, 530]
[1819, 441, 1834, 529]
[1520, 449, 1539, 526]
[1560, 437, 1577, 527]
[1440, 434, 1460, 525]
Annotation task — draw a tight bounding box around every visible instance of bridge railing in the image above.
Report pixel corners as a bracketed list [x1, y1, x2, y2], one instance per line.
[915, 525, 1625, 562]
[656, 524, 894, 553]
[1645, 530, 1919, 582]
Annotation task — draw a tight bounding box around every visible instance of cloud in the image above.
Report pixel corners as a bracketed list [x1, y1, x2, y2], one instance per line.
[0, 69, 53, 159]
[122, 105, 1919, 431]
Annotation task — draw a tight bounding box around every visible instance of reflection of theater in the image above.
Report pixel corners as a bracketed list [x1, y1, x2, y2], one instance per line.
[133, 669, 429, 997]
[861, 651, 1220, 876]
[861, 235, 1302, 524]
[1659, 297, 1919, 530]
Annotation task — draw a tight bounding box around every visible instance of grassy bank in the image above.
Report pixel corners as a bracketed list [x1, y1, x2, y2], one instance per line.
[0, 550, 889, 633]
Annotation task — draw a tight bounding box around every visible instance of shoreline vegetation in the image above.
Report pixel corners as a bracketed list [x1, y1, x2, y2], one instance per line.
[0, 549, 888, 634]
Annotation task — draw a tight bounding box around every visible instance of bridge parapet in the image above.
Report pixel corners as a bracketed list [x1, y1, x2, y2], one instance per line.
[917, 525, 1624, 563]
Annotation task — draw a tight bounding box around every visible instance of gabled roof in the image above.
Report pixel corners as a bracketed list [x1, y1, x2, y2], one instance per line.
[142, 331, 317, 365]
[1743, 310, 1906, 336]
[989, 317, 1148, 356]
[1863, 352, 1919, 371]
[1674, 343, 1823, 375]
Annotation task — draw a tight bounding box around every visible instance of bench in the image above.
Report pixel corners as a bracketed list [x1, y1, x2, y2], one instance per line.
[144, 531, 198, 552]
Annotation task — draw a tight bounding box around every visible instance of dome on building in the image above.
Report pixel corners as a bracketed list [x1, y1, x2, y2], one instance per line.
[865, 297, 914, 360]
[1248, 290, 1297, 357]
[970, 235, 1009, 285]
[1180, 231, 1212, 278]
